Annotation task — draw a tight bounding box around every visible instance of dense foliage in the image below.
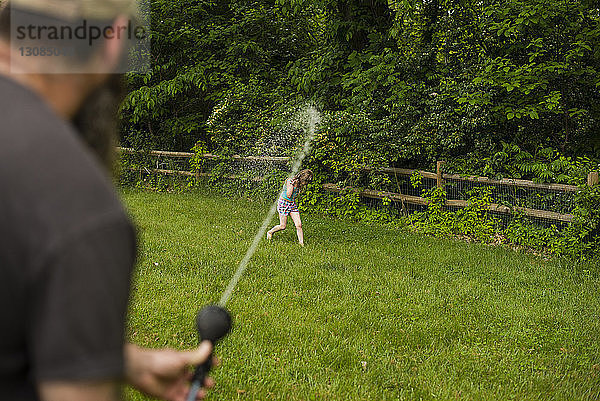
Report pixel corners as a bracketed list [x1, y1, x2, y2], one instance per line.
[121, 0, 600, 164]
[120, 0, 315, 152]
[119, 0, 600, 257]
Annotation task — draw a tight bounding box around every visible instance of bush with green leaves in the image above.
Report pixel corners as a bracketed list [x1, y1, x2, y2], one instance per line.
[446, 142, 599, 184]
[402, 171, 600, 259]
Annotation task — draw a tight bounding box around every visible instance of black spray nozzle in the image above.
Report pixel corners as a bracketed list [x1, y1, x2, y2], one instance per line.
[189, 304, 232, 396]
[196, 304, 232, 344]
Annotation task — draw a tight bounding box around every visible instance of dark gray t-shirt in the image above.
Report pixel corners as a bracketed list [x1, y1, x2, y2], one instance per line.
[0, 76, 136, 400]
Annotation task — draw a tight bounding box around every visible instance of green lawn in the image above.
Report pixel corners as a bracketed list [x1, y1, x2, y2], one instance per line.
[122, 189, 600, 401]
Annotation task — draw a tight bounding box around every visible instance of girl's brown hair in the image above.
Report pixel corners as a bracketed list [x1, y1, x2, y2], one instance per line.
[291, 169, 313, 189]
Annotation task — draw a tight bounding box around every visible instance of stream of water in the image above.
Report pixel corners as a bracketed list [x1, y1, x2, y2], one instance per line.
[218, 105, 321, 307]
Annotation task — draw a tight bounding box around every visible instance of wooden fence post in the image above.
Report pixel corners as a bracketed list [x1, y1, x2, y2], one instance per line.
[436, 161, 445, 188]
[588, 171, 599, 187]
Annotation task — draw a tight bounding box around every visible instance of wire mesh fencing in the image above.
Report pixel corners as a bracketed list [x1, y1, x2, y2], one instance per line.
[118, 148, 598, 228]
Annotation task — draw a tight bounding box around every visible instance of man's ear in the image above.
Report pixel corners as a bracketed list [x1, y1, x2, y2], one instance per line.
[100, 15, 129, 73]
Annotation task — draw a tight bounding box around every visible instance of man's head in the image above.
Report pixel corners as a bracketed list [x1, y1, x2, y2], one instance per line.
[0, 0, 144, 171]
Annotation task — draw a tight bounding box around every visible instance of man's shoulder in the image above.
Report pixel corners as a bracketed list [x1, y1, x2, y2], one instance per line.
[0, 75, 113, 190]
[0, 76, 130, 257]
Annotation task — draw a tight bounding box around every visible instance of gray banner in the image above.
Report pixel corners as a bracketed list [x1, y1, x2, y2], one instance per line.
[9, 1, 149, 74]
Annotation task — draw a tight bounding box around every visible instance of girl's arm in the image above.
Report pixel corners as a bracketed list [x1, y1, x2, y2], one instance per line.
[286, 179, 295, 199]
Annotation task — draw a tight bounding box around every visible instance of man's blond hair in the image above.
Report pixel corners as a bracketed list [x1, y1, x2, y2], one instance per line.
[8, 0, 139, 21]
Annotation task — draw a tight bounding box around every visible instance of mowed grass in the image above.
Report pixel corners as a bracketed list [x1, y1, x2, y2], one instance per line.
[122, 189, 600, 401]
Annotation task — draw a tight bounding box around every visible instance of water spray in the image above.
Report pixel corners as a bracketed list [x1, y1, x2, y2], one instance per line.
[187, 105, 321, 401]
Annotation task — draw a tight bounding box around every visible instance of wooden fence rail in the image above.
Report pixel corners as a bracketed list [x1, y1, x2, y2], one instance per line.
[322, 183, 574, 222]
[362, 164, 580, 192]
[119, 148, 586, 192]
[118, 147, 289, 162]
[118, 148, 598, 223]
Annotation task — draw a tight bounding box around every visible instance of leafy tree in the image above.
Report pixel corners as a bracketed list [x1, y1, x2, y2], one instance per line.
[120, 0, 315, 152]
[121, 0, 600, 168]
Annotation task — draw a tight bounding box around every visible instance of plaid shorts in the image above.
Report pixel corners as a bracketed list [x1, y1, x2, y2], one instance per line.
[277, 197, 299, 215]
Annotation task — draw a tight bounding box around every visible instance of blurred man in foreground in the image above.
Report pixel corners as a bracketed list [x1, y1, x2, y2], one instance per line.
[0, 1, 215, 400]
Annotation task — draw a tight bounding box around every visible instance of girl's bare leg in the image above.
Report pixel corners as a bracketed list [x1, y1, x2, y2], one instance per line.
[290, 212, 304, 246]
[267, 213, 287, 239]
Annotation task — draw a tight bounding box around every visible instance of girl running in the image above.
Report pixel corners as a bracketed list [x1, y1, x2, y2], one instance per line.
[266, 169, 313, 246]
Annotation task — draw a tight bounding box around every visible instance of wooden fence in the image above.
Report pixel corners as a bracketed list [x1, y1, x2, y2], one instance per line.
[118, 147, 599, 223]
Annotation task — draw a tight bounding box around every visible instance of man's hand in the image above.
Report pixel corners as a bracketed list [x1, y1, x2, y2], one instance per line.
[125, 341, 216, 401]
